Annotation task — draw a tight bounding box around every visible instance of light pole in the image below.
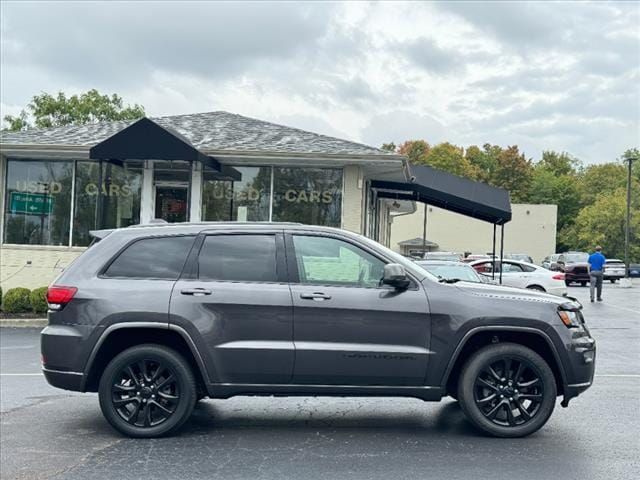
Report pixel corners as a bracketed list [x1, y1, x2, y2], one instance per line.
[623, 150, 638, 284]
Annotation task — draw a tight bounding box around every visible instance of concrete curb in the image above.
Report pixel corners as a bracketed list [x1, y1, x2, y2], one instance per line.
[0, 318, 48, 328]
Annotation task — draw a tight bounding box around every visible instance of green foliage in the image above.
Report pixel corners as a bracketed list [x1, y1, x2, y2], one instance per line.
[380, 142, 397, 153]
[538, 151, 580, 176]
[577, 163, 627, 206]
[2, 288, 32, 314]
[566, 187, 640, 260]
[0, 286, 3, 310]
[2, 89, 145, 131]
[421, 142, 478, 178]
[398, 140, 430, 164]
[30, 287, 49, 314]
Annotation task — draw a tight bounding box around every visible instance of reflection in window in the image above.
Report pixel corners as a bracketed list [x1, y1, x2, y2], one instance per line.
[272, 168, 342, 227]
[201, 166, 271, 221]
[292, 235, 384, 287]
[3, 160, 72, 245]
[73, 162, 142, 246]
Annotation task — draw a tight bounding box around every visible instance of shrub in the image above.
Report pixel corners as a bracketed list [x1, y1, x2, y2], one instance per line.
[0, 286, 3, 311]
[30, 287, 49, 314]
[2, 288, 32, 314]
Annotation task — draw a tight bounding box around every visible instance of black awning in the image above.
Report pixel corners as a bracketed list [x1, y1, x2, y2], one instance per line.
[372, 164, 512, 224]
[89, 117, 241, 180]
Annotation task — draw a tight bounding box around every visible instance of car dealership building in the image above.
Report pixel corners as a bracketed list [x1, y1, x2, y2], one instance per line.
[0, 111, 555, 290]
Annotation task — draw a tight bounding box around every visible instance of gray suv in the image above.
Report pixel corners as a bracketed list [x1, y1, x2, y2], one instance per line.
[41, 223, 595, 438]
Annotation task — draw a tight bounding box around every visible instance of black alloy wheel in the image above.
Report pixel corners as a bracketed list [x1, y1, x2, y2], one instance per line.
[458, 343, 556, 438]
[111, 359, 180, 428]
[473, 356, 543, 427]
[99, 345, 196, 438]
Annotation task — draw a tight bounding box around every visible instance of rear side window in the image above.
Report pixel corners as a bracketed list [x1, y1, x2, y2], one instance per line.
[198, 234, 278, 282]
[104, 236, 195, 279]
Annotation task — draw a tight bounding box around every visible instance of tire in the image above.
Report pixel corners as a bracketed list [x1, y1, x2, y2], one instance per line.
[610, 279, 616, 284]
[526, 285, 545, 292]
[564, 280, 571, 286]
[457, 343, 557, 438]
[99, 344, 197, 438]
[580, 282, 587, 287]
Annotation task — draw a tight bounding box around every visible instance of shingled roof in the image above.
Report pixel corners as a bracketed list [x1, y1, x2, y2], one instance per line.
[0, 111, 396, 157]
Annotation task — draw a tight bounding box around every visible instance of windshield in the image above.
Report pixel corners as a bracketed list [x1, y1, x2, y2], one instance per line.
[565, 253, 588, 263]
[417, 263, 482, 283]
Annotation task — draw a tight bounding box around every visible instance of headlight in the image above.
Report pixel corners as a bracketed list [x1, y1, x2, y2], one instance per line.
[558, 309, 581, 328]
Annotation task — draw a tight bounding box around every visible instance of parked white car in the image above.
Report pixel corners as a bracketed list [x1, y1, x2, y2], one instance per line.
[469, 259, 568, 297]
[604, 259, 626, 283]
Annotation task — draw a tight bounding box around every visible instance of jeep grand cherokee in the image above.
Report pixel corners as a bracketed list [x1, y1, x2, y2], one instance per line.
[41, 223, 595, 438]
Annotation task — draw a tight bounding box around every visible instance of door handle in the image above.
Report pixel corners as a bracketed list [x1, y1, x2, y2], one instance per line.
[300, 292, 332, 301]
[180, 287, 212, 296]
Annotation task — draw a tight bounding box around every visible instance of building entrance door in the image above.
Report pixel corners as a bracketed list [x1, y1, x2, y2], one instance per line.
[155, 186, 188, 223]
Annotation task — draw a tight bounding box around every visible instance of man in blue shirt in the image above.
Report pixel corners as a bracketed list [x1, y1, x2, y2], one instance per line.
[588, 246, 606, 302]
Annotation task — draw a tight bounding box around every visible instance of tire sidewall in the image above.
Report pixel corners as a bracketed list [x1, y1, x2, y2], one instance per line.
[458, 343, 557, 438]
[99, 345, 196, 438]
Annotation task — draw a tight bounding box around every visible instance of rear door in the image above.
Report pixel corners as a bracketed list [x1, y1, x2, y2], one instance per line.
[500, 261, 529, 288]
[170, 230, 294, 384]
[286, 232, 431, 386]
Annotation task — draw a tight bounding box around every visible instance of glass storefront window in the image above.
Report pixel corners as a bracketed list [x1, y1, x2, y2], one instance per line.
[202, 166, 271, 221]
[272, 167, 342, 227]
[3, 160, 73, 245]
[73, 162, 142, 246]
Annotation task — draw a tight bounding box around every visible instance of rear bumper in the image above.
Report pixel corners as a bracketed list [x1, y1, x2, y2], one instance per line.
[42, 367, 84, 391]
[565, 272, 590, 282]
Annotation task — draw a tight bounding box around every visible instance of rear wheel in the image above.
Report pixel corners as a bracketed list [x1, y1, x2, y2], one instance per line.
[99, 344, 196, 438]
[564, 280, 571, 286]
[610, 279, 616, 284]
[526, 285, 545, 292]
[580, 281, 587, 287]
[458, 343, 556, 438]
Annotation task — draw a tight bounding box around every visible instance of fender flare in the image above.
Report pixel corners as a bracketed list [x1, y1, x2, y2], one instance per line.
[81, 322, 211, 390]
[440, 325, 568, 390]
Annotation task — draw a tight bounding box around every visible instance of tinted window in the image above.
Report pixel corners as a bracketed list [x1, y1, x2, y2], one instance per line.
[292, 235, 385, 287]
[502, 263, 524, 273]
[104, 236, 194, 279]
[198, 235, 278, 282]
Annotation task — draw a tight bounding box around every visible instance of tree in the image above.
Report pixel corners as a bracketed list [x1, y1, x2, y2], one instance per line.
[3, 89, 145, 131]
[537, 151, 581, 176]
[419, 142, 478, 178]
[490, 146, 533, 202]
[380, 142, 397, 153]
[577, 163, 628, 206]
[397, 140, 431, 164]
[465, 144, 501, 183]
[566, 187, 640, 260]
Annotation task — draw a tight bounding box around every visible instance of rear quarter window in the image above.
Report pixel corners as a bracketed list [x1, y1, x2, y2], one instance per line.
[103, 235, 195, 279]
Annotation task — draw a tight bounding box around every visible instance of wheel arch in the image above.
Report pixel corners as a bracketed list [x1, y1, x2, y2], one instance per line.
[82, 323, 210, 394]
[442, 326, 567, 397]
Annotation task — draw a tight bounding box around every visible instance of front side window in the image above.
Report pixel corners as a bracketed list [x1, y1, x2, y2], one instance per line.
[272, 168, 342, 227]
[3, 160, 73, 245]
[292, 235, 385, 287]
[104, 235, 195, 279]
[201, 166, 271, 222]
[197, 234, 278, 282]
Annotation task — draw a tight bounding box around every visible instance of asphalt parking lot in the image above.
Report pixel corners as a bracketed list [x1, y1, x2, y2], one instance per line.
[1, 282, 639, 480]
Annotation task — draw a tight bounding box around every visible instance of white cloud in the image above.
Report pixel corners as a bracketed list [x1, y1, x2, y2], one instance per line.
[1, 0, 638, 164]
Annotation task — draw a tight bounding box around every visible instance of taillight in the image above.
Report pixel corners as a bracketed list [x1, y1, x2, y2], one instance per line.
[46, 286, 78, 310]
[552, 273, 565, 280]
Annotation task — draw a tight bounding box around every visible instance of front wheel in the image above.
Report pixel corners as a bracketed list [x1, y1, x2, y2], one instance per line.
[99, 344, 196, 438]
[457, 343, 557, 438]
[526, 285, 545, 292]
[610, 279, 616, 284]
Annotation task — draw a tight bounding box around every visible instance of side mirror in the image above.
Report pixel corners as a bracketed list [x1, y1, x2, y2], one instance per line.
[382, 263, 411, 290]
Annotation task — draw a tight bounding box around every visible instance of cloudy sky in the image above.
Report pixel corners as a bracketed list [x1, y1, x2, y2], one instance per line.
[1, 1, 638, 164]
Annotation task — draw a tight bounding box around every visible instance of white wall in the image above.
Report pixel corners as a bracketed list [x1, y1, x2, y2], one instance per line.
[390, 203, 558, 264]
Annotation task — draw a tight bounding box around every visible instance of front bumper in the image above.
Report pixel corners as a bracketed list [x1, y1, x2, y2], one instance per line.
[560, 331, 596, 406]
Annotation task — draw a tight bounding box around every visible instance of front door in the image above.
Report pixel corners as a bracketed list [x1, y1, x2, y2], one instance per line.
[287, 233, 431, 386]
[155, 186, 188, 222]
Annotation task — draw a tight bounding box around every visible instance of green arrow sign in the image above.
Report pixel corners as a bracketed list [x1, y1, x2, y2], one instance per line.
[9, 192, 55, 215]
